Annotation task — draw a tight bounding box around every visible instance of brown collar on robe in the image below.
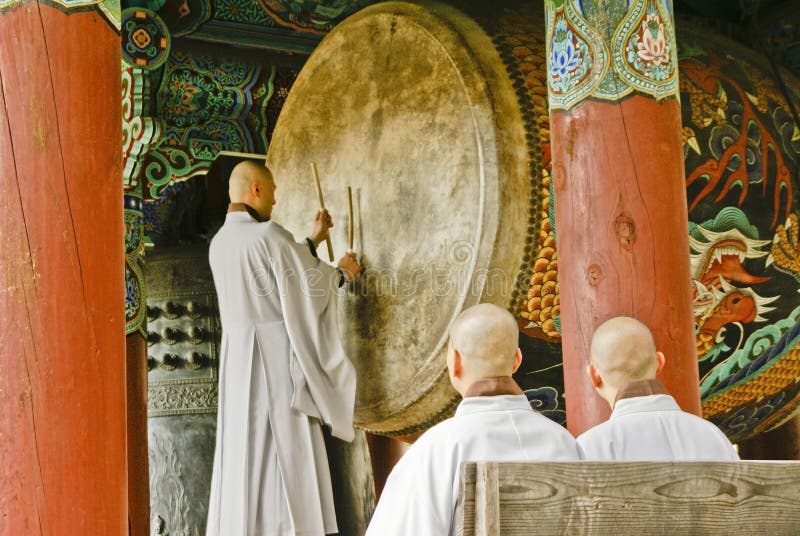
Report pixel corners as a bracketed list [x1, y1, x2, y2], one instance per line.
[228, 202, 266, 222]
[614, 378, 670, 404]
[464, 376, 524, 398]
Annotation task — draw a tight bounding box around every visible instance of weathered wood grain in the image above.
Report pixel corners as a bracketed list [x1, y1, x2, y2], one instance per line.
[457, 464, 477, 536]
[552, 93, 701, 436]
[474, 460, 501, 535]
[127, 333, 151, 536]
[458, 462, 800, 535]
[0, 4, 126, 534]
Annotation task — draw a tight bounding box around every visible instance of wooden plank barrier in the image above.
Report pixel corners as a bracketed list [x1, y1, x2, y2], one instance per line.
[456, 462, 800, 536]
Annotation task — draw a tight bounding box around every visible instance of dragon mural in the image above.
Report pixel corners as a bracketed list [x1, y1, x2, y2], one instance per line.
[688, 207, 776, 362]
[677, 28, 800, 441]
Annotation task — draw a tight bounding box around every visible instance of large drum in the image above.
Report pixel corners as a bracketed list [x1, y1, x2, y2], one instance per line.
[267, 1, 541, 435]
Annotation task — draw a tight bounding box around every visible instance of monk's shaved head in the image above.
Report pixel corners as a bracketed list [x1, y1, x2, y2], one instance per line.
[449, 303, 519, 378]
[228, 160, 276, 220]
[590, 317, 658, 390]
[229, 160, 272, 202]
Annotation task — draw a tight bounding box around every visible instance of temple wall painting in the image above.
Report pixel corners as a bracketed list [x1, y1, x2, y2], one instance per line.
[123, 47, 301, 332]
[679, 28, 800, 441]
[124, 0, 800, 444]
[119, 0, 800, 533]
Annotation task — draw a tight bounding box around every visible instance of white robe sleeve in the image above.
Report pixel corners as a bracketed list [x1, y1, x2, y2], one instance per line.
[366, 439, 456, 536]
[270, 226, 357, 442]
[577, 427, 615, 460]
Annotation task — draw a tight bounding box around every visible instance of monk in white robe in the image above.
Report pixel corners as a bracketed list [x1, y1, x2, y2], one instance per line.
[206, 161, 362, 536]
[366, 304, 582, 536]
[578, 316, 738, 461]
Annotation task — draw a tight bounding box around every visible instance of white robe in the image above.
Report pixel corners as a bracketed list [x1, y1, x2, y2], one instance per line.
[207, 211, 357, 536]
[577, 394, 739, 461]
[366, 394, 583, 536]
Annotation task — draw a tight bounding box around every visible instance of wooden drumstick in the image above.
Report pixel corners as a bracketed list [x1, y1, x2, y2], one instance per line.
[310, 162, 334, 261]
[346, 186, 354, 250]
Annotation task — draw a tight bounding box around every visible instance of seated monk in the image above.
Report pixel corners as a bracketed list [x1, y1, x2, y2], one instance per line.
[578, 316, 739, 461]
[366, 303, 582, 536]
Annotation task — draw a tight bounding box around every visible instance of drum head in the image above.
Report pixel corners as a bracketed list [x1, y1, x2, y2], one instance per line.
[267, 1, 530, 434]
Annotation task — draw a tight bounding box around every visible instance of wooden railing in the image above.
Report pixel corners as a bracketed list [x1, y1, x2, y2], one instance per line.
[456, 461, 800, 535]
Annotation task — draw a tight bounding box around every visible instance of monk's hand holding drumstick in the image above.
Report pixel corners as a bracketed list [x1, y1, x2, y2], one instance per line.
[310, 208, 333, 247]
[310, 162, 335, 261]
[337, 251, 361, 281]
[337, 185, 361, 281]
[309, 208, 360, 280]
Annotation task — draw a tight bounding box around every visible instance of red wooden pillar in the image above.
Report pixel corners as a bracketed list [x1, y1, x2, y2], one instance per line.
[122, 62, 163, 533]
[545, 0, 701, 435]
[366, 433, 409, 500]
[738, 415, 800, 460]
[126, 333, 150, 535]
[0, 5, 127, 534]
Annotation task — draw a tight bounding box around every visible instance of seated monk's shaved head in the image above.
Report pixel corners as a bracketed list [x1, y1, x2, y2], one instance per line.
[228, 160, 276, 220]
[449, 303, 520, 381]
[590, 317, 659, 391]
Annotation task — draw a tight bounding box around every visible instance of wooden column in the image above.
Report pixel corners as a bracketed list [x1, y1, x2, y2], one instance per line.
[123, 89, 154, 531]
[366, 433, 409, 499]
[738, 415, 800, 460]
[122, 61, 174, 531]
[545, 0, 700, 435]
[0, 5, 127, 534]
[126, 333, 150, 535]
